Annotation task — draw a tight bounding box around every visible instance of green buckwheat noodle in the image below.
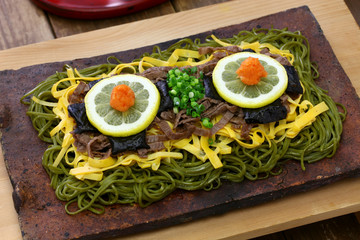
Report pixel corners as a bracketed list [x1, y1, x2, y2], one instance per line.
[21, 28, 346, 215]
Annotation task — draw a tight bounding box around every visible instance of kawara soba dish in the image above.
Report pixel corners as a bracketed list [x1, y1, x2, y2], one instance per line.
[21, 27, 345, 215]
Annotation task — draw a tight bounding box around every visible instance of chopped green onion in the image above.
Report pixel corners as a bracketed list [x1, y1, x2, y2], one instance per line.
[199, 104, 205, 112]
[170, 89, 177, 96]
[202, 118, 213, 128]
[192, 111, 199, 118]
[191, 66, 197, 74]
[199, 71, 204, 79]
[175, 69, 181, 76]
[191, 101, 198, 108]
[173, 97, 180, 106]
[183, 73, 189, 80]
[166, 67, 206, 118]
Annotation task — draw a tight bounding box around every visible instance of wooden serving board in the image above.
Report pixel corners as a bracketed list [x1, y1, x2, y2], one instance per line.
[1, 1, 360, 240]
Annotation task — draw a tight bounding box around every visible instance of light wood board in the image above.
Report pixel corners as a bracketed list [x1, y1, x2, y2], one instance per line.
[0, 0, 360, 239]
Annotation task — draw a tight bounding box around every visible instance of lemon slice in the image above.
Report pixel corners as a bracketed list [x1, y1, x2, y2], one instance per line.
[84, 74, 160, 137]
[212, 52, 288, 108]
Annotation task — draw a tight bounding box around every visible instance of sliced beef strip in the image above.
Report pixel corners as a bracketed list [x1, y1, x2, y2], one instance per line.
[173, 109, 186, 129]
[193, 126, 211, 137]
[280, 94, 290, 113]
[198, 46, 243, 55]
[173, 109, 201, 129]
[182, 116, 202, 125]
[201, 100, 239, 119]
[240, 123, 256, 140]
[197, 59, 219, 76]
[210, 110, 235, 135]
[138, 66, 173, 83]
[213, 51, 228, 59]
[146, 134, 169, 143]
[87, 134, 112, 159]
[137, 141, 166, 157]
[199, 97, 223, 110]
[68, 81, 90, 104]
[260, 48, 291, 66]
[72, 132, 112, 159]
[197, 46, 252, 77]
[159, 109, 176, 122]
[73, 132, 94, 153]
[228, 107, 245, 127]
[68, 79, 101, 105]
[155, 117, 196, 140]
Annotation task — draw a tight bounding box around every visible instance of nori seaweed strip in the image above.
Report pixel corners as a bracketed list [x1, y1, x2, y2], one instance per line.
[155, 80, 173, 114]
[242, 48, 256, 53]
[203, 75, 223, 100]
[284, 65, 303, 95]
[68, 103, 98, 133]
[88, 79, 102, 89]
[108, 130, 150, 155]
[243, 99, 287, 124]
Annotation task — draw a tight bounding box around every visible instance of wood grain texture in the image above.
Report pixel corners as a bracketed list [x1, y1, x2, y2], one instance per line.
[0, 0, 54, 50]
[171, 0, 231, 11]
[345, 0, 360, 26]
[0, 0, 360, 239]
[48, 1, 175, 37]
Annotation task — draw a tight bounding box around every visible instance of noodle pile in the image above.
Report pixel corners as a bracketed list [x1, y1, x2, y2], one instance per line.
[21, 28, 345, 215]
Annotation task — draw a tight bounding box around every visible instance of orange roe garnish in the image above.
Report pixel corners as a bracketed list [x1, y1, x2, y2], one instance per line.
[110, 84, 135, 112]
[236, 56, 268, 85]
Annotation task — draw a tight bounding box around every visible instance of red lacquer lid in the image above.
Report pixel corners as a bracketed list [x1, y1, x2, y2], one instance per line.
[31, 0, 168, 19]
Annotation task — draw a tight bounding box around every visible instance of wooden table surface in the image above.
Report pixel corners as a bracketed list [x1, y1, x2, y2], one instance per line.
[1, 0, 360, 239]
